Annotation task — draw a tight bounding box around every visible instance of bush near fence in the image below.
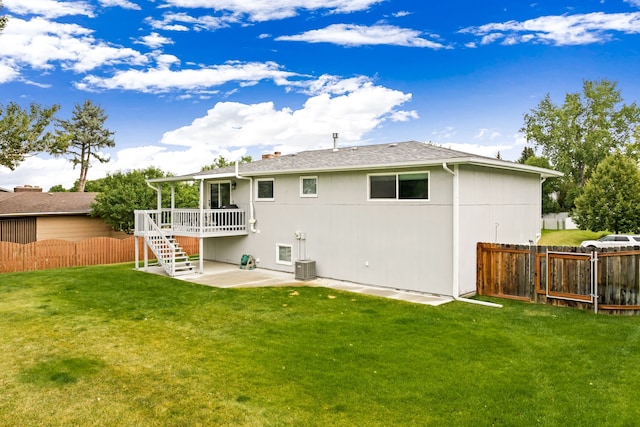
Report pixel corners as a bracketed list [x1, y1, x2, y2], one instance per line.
[477, 242, 640, 314]
[0, 236, 199, 274]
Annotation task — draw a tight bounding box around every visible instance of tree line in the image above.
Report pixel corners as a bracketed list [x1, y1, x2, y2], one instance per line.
[50, 157, 252, 233]
[1, 100, 114, 192]
[519, 79, 640, 234]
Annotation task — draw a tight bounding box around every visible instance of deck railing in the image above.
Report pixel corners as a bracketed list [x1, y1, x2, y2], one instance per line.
[134, 209, 247, 237]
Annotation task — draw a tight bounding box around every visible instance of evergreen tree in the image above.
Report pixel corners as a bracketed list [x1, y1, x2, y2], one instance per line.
[517, 147, 535, 164]
[573, 152, 640, 234]
[55, 100, 115, 192]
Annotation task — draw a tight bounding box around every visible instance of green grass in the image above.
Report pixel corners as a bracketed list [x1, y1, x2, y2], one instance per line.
[539, 229, 607, 246]
[2, 264, 640, 426]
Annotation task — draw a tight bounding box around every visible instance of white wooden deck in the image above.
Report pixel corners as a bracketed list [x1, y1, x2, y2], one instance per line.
[134, 209, 248, 238]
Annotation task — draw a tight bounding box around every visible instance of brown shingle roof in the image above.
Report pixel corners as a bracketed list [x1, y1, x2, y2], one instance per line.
[0, 192, 97, 217]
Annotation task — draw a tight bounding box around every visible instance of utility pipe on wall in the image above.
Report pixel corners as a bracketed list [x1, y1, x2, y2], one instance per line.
[442, 162, 502, 308]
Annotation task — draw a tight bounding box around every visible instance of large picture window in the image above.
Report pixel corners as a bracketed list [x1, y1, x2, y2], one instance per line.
[369, 172, 429, 200]
[256, 178, 274, 201]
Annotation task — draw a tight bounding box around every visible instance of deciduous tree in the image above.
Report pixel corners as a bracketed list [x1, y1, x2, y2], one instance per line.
[573, 152, 640, 234]
[55, 100, 115, 192]
[521, 79, 640, 208]
[200, 155, 252, 171]
[0, 102, 61, 170]
[90, 168, 198, 233]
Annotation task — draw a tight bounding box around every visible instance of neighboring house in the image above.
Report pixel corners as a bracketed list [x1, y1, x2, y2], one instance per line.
[0, 186, 122, 243]
[135, 140, 562, 297]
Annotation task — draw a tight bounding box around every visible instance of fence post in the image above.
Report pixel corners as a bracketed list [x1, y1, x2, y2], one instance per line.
[529, 241, 537, 303]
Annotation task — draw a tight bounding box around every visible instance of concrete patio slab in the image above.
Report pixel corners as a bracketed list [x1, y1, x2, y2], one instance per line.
[141, 261, 452, 307]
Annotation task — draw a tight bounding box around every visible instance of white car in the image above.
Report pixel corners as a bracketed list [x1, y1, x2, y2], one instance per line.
[580, 234, 640, 248]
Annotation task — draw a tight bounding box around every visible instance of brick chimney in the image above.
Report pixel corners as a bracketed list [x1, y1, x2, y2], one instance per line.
[14, 185, 43, 193]
[261, 151, 282, 160]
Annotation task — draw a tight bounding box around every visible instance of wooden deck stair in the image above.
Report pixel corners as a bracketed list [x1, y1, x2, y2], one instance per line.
[145, 232, 195, 277]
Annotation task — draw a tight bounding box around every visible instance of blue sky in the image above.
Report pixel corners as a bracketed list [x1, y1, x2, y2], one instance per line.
[1, 0, 640, 190]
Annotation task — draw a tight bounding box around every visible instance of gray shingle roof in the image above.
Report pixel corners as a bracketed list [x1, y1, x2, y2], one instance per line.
[0, 192, 97, 217]
[155, 140, 560, 182]
[194, 141, 490, 176]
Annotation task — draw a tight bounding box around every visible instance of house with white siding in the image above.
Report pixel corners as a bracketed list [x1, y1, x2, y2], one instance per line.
[134, 140, 561, 297]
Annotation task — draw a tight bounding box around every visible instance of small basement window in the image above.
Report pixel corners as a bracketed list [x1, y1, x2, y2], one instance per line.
[276, 243, 293, 265]
[368, 172, 429, 201]
[256, 178, 274, 201]
[300, 176, 318, 197]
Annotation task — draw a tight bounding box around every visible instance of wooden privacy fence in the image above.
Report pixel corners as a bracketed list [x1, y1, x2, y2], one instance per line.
[0, 236, 199, 274]
[477, 242, 640, 314]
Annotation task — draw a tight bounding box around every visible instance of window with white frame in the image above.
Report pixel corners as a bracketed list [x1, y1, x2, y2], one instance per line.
[276, 243, 293, 265]
[300, 176, 318, 197]
[368, 172, 429, 200]
[256, 178, 274, 201]
[210, 182, 231, 208]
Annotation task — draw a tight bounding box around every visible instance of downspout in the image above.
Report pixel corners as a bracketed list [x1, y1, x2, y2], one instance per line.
[442, 162, 502, 308]
[146, 181, 161, 209]
[537, 177, 546, 242]
[198, 178, 204, 274]
[235, 161, 258, 233]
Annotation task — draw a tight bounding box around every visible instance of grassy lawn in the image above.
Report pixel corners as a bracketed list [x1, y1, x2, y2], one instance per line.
[539, 229, 607, 246]
[2, 264, 640, 426]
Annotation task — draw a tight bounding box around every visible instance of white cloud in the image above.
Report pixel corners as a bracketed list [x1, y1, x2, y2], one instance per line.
[0, 156, 78, 191]
[0, 60, 19, 83]
[0, 17, 147, 76]
[76, 61, 300, 93]
[160, 0, 384, 22]
[3, 0, 94, 18]
[0, 77, 416, 189]
[160, 78, 414, 153]
[0, 145, 250, 191]
[99, 0, 141, 10]
[474, 128, 502, 140]
[276, 24, 447, 48]
[135, 32, 174, 49]
[626, 0, 640, 7]
[461, 12, 640, 46]
[431, 126, 456, 140]
[441, 143, 511, 159]
[145, 12, 239, 32]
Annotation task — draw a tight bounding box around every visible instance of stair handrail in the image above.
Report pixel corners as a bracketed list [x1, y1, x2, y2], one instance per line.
[142, 210, 176, 276]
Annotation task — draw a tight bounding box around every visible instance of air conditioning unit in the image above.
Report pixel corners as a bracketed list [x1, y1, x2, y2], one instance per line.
[295, 260, 316, 281]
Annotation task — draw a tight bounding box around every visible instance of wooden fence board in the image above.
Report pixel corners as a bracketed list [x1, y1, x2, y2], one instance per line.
[477, 242, 640, 314]
[0, 236, 199, 274]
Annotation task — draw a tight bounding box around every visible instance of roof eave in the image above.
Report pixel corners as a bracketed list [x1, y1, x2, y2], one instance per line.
[147, 172, 239, 184]
[0, 212, 91, 217]
[234, 157, 562, 178]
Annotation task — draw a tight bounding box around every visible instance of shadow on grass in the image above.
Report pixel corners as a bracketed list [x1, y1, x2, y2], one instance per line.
[18, 357, 105, 386]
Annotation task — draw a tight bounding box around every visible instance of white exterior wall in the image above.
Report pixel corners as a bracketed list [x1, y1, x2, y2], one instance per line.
[202, 164, 543, 297]
[457, 165, 542, 295]
[204, 168, 455, 296]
